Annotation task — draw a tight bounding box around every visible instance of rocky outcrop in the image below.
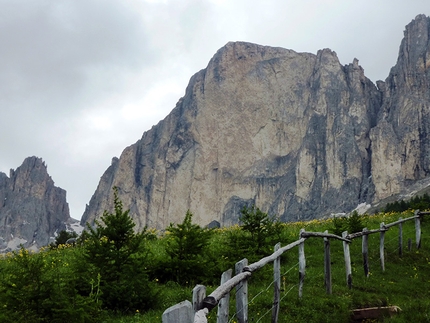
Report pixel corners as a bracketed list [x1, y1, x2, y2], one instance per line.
[371, 14, 430, 201]
[0, 157, 70, 251]
[82, 15, 430, 230]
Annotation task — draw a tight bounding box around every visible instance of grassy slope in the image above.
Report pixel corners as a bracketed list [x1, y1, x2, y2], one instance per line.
[113, 210, 430, 323]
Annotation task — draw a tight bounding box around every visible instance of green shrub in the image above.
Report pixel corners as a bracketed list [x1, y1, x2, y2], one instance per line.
[331, 211, 365, 236]
[50, 230, 78, 249]
[239, 205, 282, 256]
[332, 215, 348, 236]
[348, 210, 365, 233]
[0, 246, 101, 323]
[159, 210, 213, 285]
[83, 187, 158, 313]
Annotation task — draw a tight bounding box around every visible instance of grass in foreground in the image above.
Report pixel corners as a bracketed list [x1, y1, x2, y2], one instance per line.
[125, 210, 430, 322]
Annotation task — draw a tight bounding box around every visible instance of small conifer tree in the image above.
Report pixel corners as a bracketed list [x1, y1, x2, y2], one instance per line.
[84, 187, 156, 312]
[164, 210, 212, 285]
[239, 205, 282, 256]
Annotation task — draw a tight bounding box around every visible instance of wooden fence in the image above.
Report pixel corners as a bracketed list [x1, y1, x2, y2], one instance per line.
[162, 210, 429, 323]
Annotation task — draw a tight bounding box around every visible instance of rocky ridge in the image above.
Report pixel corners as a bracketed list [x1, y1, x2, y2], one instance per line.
[82, 15, 430, 230]
[0, 157, 72, 251]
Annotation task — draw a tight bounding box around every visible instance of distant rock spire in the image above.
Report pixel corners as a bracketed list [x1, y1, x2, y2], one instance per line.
[0, 157, 71, 251]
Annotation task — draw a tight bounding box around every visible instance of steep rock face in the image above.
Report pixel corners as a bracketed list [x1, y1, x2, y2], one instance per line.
[371, 14, 430, 200]
[82, 40, 382, 229]
[82, 15, 430, 230]
[0, 157, 70, 251]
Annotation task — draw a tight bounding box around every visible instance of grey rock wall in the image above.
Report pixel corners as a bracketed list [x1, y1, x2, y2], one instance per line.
[0, 157, 70, 251]
[371, 14, 430, 200]
[82, 15, 430, 230]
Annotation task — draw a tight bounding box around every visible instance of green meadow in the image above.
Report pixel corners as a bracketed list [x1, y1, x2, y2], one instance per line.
[0, 205, 429, 322]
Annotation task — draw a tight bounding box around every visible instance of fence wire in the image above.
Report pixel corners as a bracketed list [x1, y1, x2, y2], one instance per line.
[185, 212, 428, 323]
[226, 254, 320, 323]
[226, 260, 301, 323]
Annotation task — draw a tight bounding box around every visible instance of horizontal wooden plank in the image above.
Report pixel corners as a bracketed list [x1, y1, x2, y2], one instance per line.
[347, 228, 388, 239]
[203, 271, 252, 309]
[384, 215, 417, 228]
[301, 231, 351, 242]
[244, 238, 306, 272]
[418, 211, 430, 215]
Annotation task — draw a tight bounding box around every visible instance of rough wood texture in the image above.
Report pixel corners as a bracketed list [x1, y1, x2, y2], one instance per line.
[380, 222, 386, 272]
[244, 238, 305, 272]
[193, 285, 206, 313]
[272, 243, 281, 322]
[398, 218, 403, 257]
[235, 259, 248, 323]
[301, 231, 350, 242]
[384, 215, 417, 228]
[217, 269, 232, 323]
[362, 228, 369, 277]
[342, 231, 352, 289]
[162, 300, 193, 323]
[298, 229, 306, 298]
[347, 227, 388, 239]
[204, 271, 252, 310]
[194, 308, 209, 323]
[415, 210, 421, 249]
[324, 230, 332, 294]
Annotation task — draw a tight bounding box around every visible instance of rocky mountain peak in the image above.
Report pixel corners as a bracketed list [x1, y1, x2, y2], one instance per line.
[370, 14, 430, 202]
[0, 157, 71, 251]
[82, 15, 430, 231]
[389, 14, 430, 94]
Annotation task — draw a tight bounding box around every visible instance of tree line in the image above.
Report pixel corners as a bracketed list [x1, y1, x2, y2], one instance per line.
[384, 193, 430, 213]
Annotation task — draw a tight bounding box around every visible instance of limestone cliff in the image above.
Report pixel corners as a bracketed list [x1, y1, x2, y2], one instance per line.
[0, 157, 70, 251]
[371, 14, 430, 201]
[82, 15, 430, 230]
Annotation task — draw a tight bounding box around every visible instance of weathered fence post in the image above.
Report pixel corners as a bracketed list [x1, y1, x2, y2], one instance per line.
[380, 222, 386, 272]
[362, 228, 369, 277]
[398, 217, 403, 257]
[342, 231, 352, 289]
[298, 229, 306, 298]
[194, 308, 209, 323]
[272, 243, 281, 323]
[235, 259, 248, 323]
[193, 285, 206, 313]
[415, 210, 421, 249]
[162, 300, 193, 323]
[217, 269, 232, 323]
[323, 230, 332, 294]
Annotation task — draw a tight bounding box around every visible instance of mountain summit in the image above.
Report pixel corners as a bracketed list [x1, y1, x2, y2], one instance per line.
[0, 157, 71, 251]
[82, 15, 430, 230]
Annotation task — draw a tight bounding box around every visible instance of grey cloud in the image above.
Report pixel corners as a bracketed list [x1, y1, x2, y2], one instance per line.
[0, 0, 153, 113]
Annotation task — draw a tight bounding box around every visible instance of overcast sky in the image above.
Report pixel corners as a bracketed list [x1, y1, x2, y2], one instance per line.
[0, 0, 428, 220]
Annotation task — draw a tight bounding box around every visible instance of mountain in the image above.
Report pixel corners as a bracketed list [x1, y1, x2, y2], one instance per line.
[81, 14, 430, 230]
[0, 157, 73, 251]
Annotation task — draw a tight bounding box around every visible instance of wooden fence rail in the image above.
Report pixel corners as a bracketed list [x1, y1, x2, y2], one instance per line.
[162, 210, 429, 323]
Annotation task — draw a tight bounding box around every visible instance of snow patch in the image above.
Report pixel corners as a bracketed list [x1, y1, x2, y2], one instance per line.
[6, 237, 27, 251]
[353, 203, 371, 215]
[68, 221, 84, 235]
[330, 212, 346, 218]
